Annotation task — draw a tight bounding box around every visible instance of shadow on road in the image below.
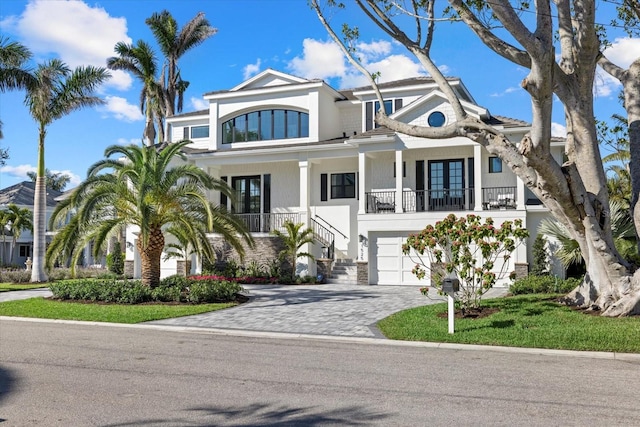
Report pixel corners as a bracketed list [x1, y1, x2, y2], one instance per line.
[104, 402, 392, 426]
[0, 365, 17, 408]
[243, 288, 381, 308]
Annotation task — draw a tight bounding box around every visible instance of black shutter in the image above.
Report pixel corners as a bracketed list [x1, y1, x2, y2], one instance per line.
[394, 99, 403, 111]
[416, 161, 425, 212]
[220, 176, 228, 208]
[263, 174, 271, 213]
[365, 102, 373, 131]
[321, 173, 328, 201]
[183, 127, 189, 139]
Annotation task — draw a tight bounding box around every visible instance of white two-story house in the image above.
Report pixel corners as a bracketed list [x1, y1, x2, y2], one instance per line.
[126, 69, 563, 285]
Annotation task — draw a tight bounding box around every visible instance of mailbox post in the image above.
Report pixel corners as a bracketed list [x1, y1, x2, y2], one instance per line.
[442, 277, 460, 334]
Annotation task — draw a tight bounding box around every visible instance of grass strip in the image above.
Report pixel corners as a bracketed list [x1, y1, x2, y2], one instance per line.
[377, 294, 640, 353]
[0, 297, 234, 323]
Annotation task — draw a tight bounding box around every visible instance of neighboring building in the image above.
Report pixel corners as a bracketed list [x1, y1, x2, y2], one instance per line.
[0, 181, 61, 267]
[126, 69, 564, 285]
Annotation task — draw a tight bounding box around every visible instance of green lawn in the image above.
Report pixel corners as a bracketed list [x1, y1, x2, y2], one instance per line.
[0, 283, 48, 292]
[0, 297, 235, 323]
[377, 294, 640, 353]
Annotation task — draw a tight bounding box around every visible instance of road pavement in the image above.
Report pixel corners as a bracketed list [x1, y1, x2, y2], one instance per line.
[1, 320, 640, 426]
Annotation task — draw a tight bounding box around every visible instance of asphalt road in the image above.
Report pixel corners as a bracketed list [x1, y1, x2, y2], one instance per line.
[1, 319, 639, 426]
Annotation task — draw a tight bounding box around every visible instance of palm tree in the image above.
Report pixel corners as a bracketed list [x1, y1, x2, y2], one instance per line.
[27, 169, 71, 192]
[46, 140, 253, 287]
[1, 37, 34, 158]
[145, 11, 217, 119]
[24, 59, 110, 282]
[539, 200, 638, 269]
[107, 40, 165, 146]
[271, 220, 315, 278]
[0, 209, 10, 265]
[163, 222, 215, 276]
[0, 36, 35, 93]
[5, 204, 33, 264]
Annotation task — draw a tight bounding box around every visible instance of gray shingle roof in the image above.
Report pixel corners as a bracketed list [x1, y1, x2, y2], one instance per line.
[0, 181, 62, 207]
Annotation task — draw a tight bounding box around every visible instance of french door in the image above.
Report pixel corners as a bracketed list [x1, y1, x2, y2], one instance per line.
[428, 159, 465, 211]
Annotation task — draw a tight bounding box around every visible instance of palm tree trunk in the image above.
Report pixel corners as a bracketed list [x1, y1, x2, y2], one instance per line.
[31, 130, 48, 282]
[136, 227, 164, 288]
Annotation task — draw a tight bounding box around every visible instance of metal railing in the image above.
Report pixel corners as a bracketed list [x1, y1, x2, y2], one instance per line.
[311, 217, 335, 259]
[482, 186, 517, 210]
[365, 191, 396, 213]
[401, 188, 474, 212]
[235, 212, 301, 233]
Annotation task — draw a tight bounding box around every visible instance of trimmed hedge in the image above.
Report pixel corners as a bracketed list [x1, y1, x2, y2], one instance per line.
[49, 275, 243, 304]
[510, 275, 581, 295]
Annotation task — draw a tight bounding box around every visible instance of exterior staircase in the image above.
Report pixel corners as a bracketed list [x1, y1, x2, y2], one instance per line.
[325, 258, 358, 284]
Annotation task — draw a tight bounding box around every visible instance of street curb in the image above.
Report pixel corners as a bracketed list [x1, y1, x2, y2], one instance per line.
[3, 315, 639, 361]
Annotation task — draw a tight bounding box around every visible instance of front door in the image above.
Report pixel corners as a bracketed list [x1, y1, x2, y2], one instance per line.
[428, 159, 464, 211]
[232, 176, 261, 231]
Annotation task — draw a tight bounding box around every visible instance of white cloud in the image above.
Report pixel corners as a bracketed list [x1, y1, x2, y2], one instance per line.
[356, 40, 392, 59]
[190, 97, 209, 111]
[243, 59, 262, 80]
[287, 38, 425, 88]
[603, 37, 640, 69]
[0, 0, 131, 90]
[288, 38, 346, 80]
[101, 96, 143, 122]
[0, 165, 82, 186]
[0, 164, 36, 179]
[116, 138, 142, 145]
[551, 122, 567, 138]
[594, 37, 640, 98]
[490, 86, 521, 97]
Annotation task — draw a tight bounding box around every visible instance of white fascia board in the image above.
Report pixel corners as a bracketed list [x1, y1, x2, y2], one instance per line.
[167, 112, 208, 124]
[186, 143, 357, 165]
[390, 90, 489, 121]
[230, 69, 309, 91]
[204, 81, 325, 101]
[348, 134, 396, 145]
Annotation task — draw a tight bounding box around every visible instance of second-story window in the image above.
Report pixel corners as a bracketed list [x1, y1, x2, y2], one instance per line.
[365, 99, 403, 131]
[222, 109, 309, 144]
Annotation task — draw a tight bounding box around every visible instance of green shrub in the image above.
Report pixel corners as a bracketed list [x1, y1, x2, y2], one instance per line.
[531, 235, 549, 276]
[151, 285, 184, 302]
[50, 278, 151, 304]
[0, 269, 31, 283]
[106, 241, 125, 275]
[510, 275, 581, 295]
[160, 274, 190, 290]
[188, 279, 243, 303]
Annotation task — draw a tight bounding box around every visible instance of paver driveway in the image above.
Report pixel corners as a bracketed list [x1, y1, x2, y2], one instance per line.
[149, 284, 507, 338]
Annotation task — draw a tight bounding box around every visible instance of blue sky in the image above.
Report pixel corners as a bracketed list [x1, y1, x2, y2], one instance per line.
[1, 0, 637, 190]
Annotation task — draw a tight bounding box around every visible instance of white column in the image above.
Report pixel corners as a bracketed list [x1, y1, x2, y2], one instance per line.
[516, 175, 526, 209]
[358, 152, 367, 214]
[207, 166, 221, 207]
[395, 149, 403, 213]
[299, 160, 310, 226]
[474, 145, 483, 211]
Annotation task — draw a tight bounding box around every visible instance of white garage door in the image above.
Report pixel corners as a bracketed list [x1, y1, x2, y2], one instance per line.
[370, 232, 424, 285]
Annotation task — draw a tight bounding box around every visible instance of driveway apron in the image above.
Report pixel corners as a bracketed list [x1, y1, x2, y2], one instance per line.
[149, 284, 507, 338]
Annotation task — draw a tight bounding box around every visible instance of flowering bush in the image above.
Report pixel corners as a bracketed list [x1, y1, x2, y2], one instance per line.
[403, 213, 528, 312]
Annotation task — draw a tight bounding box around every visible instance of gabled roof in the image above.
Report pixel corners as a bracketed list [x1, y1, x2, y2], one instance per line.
[0, 181, 62, 207]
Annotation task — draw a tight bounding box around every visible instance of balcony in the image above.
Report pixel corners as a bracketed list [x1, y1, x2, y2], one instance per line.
[235, 212, 301, 233]
[365, 186, 518, 214]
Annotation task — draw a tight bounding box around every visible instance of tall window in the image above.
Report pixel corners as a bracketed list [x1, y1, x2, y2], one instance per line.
[222, 109, 309, 143]
[331, 173, 356, 199]
[489, 157, 502, 173]
[365, 99, 402, 131]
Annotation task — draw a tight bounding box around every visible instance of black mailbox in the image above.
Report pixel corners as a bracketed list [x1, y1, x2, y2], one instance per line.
[442, 278, 460, 293]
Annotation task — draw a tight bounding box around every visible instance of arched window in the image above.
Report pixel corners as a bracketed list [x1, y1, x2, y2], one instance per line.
[222, 109, 309, 144]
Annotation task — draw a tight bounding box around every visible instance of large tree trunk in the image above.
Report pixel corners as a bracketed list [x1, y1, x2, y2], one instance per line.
[30, 130, 48, 283]
[136, 227, 164, 288]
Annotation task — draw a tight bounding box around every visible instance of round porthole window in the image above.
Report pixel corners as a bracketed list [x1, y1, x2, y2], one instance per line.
[428, 111, 446, 127]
